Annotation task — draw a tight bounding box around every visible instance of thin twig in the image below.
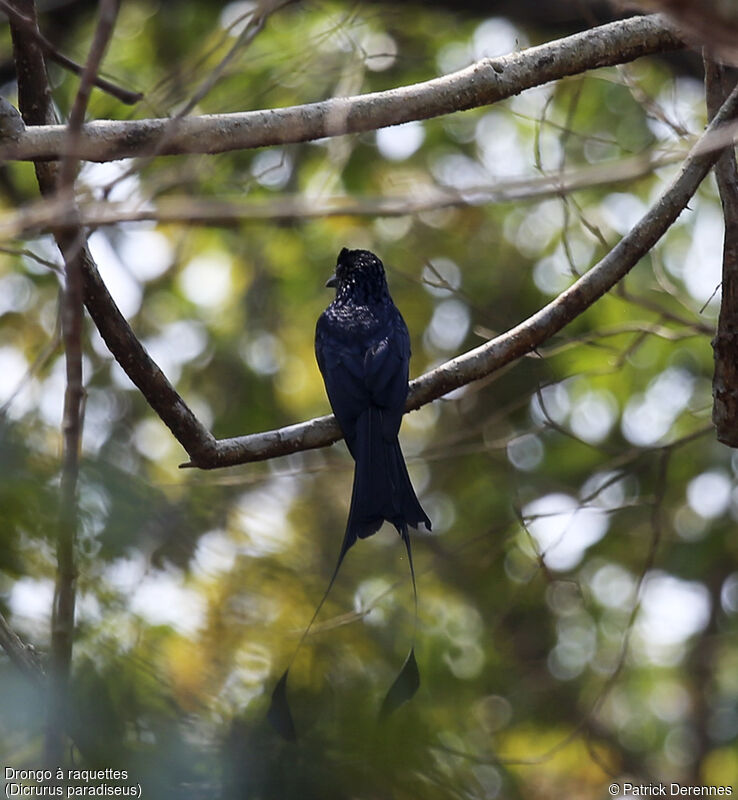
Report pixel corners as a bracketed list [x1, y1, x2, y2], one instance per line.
[98, 0, 296, 200]
[8, 0, 121, 768]
[617, 284, 714, 335]
[0, 610, 44, 685]
[0, 291, 62, 418]
[0, 244, 62, 272]
[450, 450, 670, 771]
[0, 0, 141, 105]
[0, 147, 689, 238]
[58, 0, 119, 191]
[49, 0, 120, 768]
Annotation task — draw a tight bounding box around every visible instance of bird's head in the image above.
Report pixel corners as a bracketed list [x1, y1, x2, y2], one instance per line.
[326, 248, 389, 303]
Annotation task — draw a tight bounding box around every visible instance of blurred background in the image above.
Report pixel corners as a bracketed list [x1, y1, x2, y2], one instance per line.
[0, 1, 737, 797]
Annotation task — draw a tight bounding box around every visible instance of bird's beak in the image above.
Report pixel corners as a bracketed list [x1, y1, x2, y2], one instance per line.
[325, 273, 338, 288]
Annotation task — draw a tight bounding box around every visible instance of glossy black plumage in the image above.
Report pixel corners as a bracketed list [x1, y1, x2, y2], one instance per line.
[315, 247, 431, 559]
[266, 248, 430, 739]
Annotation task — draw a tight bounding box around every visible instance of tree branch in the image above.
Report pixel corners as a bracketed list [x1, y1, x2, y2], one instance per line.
[9, 0, 213, 766]
[9, 0, 216, 467]
[0, 15, 684, 164]
[706, 59, 738, 446]
[2, 10, 703, 476]
[82, 258, 217, 460]
[0, 147, 688, 237]
[0, 0, 142, 105]
[182, 82, 738, 469]
[630, 0, 738, 66]
[43, 0, 120, 769]
[0, 609, 44, 686]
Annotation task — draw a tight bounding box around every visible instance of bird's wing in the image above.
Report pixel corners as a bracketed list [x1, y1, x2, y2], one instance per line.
[363, 309, 411, 439]
[316, 306, 411, 442]
[315, 313, 369, 450]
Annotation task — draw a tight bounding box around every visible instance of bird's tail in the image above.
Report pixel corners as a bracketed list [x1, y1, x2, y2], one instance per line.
[266, 407, 430, 739]
[379, 520, 421, 718]
[345, 406, 431, 551]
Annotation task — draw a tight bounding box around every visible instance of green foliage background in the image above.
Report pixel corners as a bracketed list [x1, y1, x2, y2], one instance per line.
[0, 2, 737, 798]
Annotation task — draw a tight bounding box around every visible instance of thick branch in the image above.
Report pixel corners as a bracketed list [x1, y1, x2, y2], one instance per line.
[0, 15, 684, 164]
[81, 259, 216, 460]
[9, 0, 71, 768]
[9, 2, 215, 767]
[9, 0, 216, 467]
[706, 62, 738, 446]
[184, 84, 738, 469]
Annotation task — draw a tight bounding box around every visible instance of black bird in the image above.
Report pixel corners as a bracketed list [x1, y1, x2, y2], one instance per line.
[315, 247, 431, 555]
[267, 248, 431, 739]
